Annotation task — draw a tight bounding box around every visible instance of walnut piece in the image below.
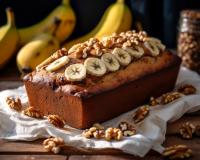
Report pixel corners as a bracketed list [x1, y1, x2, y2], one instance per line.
[47, 115, 65, 128]
[6, 96, 22, 111]
[22, 106, 42, 118]
[82, 126, 105, 139]
[43, 137, 64, 154]
[132, 105, 149, 123]
[195, 125, 200, 137]
[178, 84, 196, 95]
[118, 121, 136, 136]
[179, 122, 196, 139]
[105, 127, 123, 141]
[162, 144, 192, 159]
[161, 92, 182, 104]
[149, 96, 159, 106]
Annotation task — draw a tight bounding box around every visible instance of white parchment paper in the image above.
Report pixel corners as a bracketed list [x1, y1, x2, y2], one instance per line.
[0, 67, 200, 157]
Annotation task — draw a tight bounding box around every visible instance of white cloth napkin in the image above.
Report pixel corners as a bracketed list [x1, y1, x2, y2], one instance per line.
[0, 67, 200, 157]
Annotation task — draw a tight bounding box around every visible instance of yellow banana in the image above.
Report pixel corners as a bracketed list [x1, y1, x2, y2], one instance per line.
[0, 8, 19, 69]
[18, 0, 76, 45]
[16, 33, 60, 73]
[63, 0, 132, 50]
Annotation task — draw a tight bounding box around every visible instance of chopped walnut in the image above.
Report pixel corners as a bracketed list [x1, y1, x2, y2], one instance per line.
[132, 105, 149, 123]
[43, 137, 64, 154]
[6, 96, 22, 111]
[161, 92, 182, 104]
[118, 121, 136, 137]
[93, 129, 105, 139]
[47, 115, 65, 128]
[122, 40, 132, 47]
[178, 84, 196, 95]
[82, 126, 104, 139]
[118, 121, 128, 131]
[105, 127, 123, 141]
[179, 122, 196, 139]
[68, 43, 82, 54]
[149, 96, 159, 106]
[195, 125, 200, 137]
[102, 36, 114, 48]
[162, 145, 192, 159]
[22, 106, 43, 118]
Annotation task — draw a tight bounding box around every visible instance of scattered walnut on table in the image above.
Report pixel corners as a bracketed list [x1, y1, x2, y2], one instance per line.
[132, 105, 149, 123]
[161, 92, 182, 104]
[82, 126, 105, 139]
[118, 121, 136, 137]
[177, 84, 197, 95]
[105, 127, 123, 141]
[43, 137, 65, 154]
[162, 144, 192, 159]
[179, 122, 196, 139]
[22, 106, 43, 118]
[149, 96, 159, 106]
[6, 96, 22, 111]
[47, 115, 65, 128]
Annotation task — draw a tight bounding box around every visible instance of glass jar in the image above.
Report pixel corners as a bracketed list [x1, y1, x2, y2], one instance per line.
[177, 10, 200, 73]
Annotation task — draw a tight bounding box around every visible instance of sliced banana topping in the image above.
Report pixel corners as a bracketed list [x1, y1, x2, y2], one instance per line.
[65, 63, 86, 81]
[123, 46, 144, 59]
[112, 48, 131, 66]
[101, 53, 120, 72]
[144, 41, 159, 56]
[147, 37, 166, 51]
[84, 57, 106, 76]
[46, 56, 69, 72]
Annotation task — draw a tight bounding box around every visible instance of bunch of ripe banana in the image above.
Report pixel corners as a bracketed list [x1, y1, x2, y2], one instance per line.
[0, 0, 132, 74]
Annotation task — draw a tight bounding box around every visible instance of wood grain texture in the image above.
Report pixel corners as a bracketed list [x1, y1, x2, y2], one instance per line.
[0, 155, 67, 160]
[69, 155, 162, 160]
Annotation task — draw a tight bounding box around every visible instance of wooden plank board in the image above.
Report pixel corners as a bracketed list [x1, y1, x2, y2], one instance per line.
[0, 155, 67, 160]
[69, 155, 162, 160]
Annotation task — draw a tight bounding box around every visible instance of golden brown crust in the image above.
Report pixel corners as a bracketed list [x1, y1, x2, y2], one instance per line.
[24, 50, 178, 98]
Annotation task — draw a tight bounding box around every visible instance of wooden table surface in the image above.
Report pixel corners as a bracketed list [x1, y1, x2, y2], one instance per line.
[0, 64, 200, 160]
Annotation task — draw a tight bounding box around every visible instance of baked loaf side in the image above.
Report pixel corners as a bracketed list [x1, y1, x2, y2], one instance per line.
[24, 30, 181, 128]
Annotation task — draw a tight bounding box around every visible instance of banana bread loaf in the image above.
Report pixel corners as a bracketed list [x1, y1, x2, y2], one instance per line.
[24, 31, 181, 129]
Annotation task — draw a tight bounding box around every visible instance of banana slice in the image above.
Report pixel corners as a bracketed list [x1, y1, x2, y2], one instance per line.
[65, 63, 86, 81]
[144, 41, 159, 56]
[101, 53, 120, 72]
[147, 37, 166, 51]
[46, 56, 69, 72]
[112, 48, 131, 66]
[123, 46, 144, 59]
[84, 57, 106, 76]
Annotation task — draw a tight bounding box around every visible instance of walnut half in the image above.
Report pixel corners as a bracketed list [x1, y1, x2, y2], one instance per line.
[22, 106, 43, 119]
[6, 96, 22, 111]
[179, 122, 196, 139]
[43, 137, 64, 154]
[178, 84, 196, 95]
[47, 115, 65, 128]
[162, 144, 192, 159]
[132, 105, 149, 123]
[118, 121, 136, 137]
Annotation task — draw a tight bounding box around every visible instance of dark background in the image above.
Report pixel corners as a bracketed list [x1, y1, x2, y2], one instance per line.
[0, 0, 200, 48]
